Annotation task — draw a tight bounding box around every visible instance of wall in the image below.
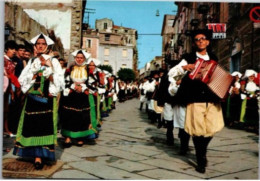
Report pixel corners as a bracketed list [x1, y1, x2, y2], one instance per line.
[98, 45, 133, 74]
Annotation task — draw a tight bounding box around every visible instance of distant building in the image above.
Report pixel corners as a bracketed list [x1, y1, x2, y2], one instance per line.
[82, 28, 99, 59]
[95, 18, 138, 75]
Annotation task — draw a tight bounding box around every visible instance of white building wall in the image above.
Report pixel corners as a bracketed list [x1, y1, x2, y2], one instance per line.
[99, 45, 133, 75]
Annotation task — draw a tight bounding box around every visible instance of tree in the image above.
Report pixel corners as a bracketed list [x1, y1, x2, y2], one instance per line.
[98, 65, 113, 74]
[117, 68, 136, 82]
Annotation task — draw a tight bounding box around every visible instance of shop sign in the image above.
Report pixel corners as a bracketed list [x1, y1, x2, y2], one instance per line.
[206, 23, 226, 39]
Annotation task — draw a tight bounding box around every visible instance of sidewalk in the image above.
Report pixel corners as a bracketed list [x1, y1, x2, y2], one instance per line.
[2, 98, 259, 179]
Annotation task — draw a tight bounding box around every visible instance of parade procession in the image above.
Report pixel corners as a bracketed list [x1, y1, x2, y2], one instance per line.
[2, 0, 260, 180]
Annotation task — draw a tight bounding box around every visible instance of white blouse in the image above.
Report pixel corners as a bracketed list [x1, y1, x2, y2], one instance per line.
[18, 54, 65, 96]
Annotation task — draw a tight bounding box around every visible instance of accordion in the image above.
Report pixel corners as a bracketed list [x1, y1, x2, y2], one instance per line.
[189, 58, 234, 99]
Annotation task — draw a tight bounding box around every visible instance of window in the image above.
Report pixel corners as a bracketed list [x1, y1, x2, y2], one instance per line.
[86, 39, 91, 48]
[104, 23, 107, 29]
[125, 30, 128, 33]
[104, 48, 110, 56]
[122, 49, 127, 57]
[105, 34, 110, 41]
[167, 19, 174, 26]
[104, 60, 109, 65]
[122, 64, 127, 68]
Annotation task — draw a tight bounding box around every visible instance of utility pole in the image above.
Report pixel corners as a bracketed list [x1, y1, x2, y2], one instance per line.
[84, 8, 96, 29]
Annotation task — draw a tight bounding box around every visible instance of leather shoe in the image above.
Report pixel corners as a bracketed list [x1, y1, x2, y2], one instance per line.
[34, 161, 44, 170]
[196, 166, 205, 173]
[63, 141, 72, 148]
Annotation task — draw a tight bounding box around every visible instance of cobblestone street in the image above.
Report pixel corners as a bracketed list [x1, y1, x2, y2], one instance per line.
[2, 98, 259, 179]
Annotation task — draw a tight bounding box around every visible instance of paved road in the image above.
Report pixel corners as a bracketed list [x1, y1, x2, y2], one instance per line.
[2, 98, 259, 179]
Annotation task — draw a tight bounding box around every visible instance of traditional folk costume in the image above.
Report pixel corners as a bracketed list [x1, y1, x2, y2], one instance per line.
[118, 81, 126, 102]
[240, 70, 259, 130]
[146, 77, 156, 122]
[167, 62, 190, 154]
[225, 71, 242, 126]
[13, 34, 64, 162]
[174, 49, 224, 173]
[112, 76, 119, 109]
[59, 50, 98, 144]
[139, 78, 149, 111]
[156, 71, 174, 144]
[4, 45, 21, 136]
[86, 58, 103, 129]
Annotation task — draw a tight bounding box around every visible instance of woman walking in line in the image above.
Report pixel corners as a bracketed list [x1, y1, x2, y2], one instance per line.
[13, 33, 64, 170]
[59, 50, 98, 148]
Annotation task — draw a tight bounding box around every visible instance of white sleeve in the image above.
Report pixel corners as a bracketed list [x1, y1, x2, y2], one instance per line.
[168, 80, 179, 96]
[168, 59, 188, 82]
[49, 58, 65, 96]
[18, 59, 36, 93]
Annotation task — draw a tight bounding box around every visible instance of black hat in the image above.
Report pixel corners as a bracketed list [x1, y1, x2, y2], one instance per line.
[150, 70, 159, 77]
[191, 29, 213, 42]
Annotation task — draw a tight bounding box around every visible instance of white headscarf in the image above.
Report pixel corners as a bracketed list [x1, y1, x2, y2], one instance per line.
[68, 50, 91, 67]
[30, 33, 54, 45]
[243, 69, 257, 79]
[87, 58, 101, 66]
[231, 71, 242, 78]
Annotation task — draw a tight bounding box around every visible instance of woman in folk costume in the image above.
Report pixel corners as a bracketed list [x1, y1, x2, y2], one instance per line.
[118, 80, 126, 102]
[13, 33, 64, 170]
[59, 50, 98, 148]
[86, 58, 104, 129]
[111, 75, 119, 109]
[240, 69, 259, 131]
[226, 71, 242, 126]
[174, 29, 224, 173]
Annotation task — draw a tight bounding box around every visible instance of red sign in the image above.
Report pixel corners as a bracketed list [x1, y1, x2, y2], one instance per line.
[206, 23, 226, 39]
[249, 7, 260, 22]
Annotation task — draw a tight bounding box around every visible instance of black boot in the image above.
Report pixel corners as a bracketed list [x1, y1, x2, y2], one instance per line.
[178, 129, 190, 155]
[193, 136, 206, 173]
[150, 111, 157, 123]
[139, 103, 143, 111]
[157, 114, 163, 129]
[166, 120, 174, 146]
[145, 104, 148, 113]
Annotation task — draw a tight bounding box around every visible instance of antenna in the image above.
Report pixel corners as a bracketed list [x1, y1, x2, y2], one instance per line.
[84, 8, 96, 28]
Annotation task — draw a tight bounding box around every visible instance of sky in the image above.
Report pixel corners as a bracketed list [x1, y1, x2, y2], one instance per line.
[84, 0, 177, 69]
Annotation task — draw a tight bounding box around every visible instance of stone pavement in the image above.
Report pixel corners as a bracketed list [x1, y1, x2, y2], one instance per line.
[2, 98, 259, 179]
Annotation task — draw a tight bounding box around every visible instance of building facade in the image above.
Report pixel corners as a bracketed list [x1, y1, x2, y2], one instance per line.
[95, 18, 138, 75]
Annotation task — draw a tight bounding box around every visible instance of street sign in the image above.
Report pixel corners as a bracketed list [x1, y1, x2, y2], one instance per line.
[249, 7, 260, 22]
[206, 23, 226, 39]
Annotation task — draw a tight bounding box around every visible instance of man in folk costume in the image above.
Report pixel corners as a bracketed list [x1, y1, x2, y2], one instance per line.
[174, 29, 224, 173]
[13, 33, 65, 169]
[147, 71, 160, 123]
[59, 50, 98, 148]
[139, 76, 149, 111]
[167, 63, 190, 154]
